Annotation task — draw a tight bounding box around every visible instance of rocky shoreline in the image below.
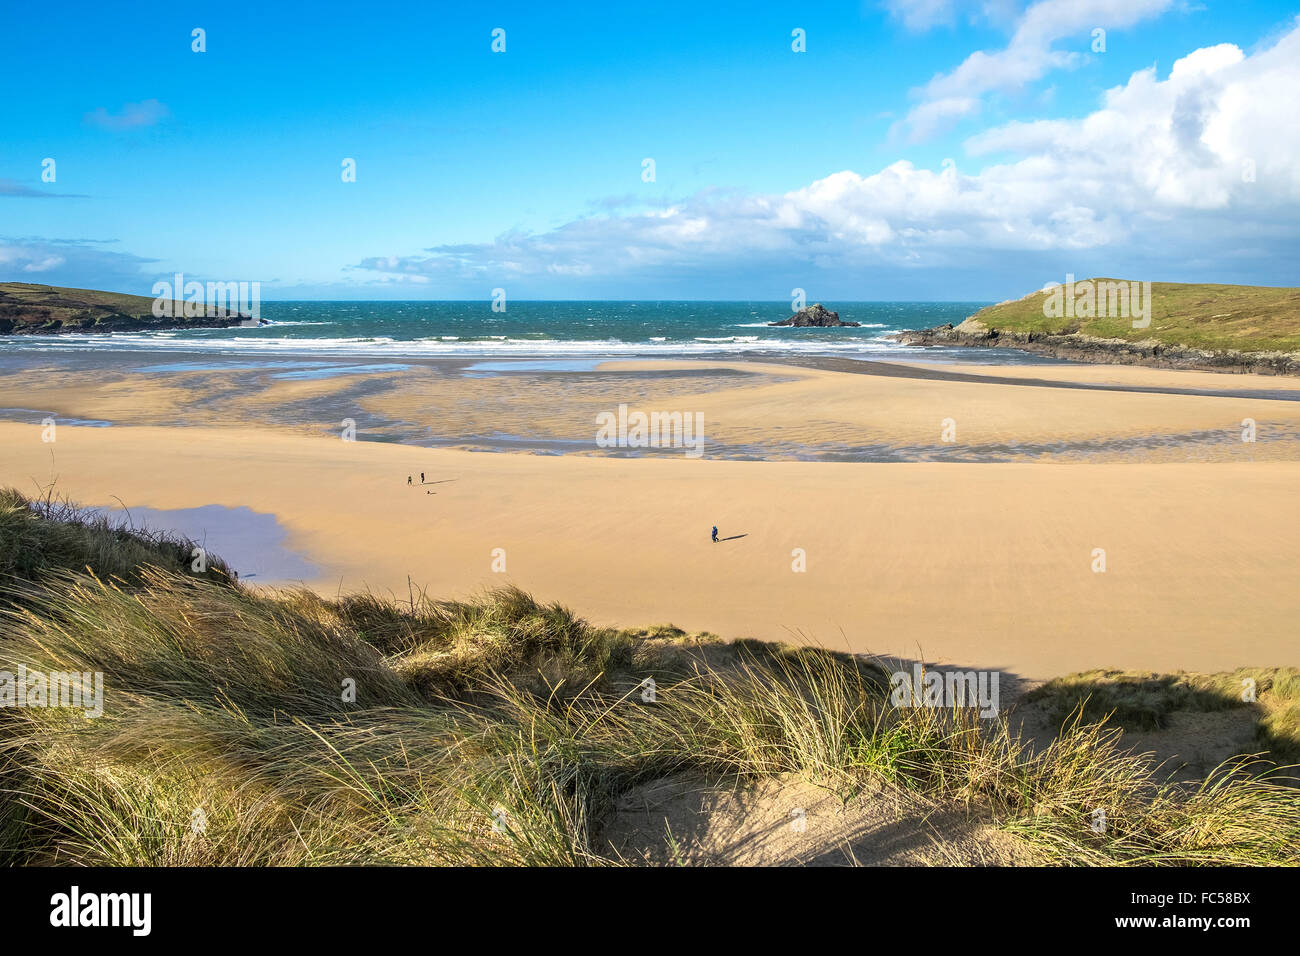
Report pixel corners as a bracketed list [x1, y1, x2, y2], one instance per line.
[0, 282, 267, 335]
[894, 318, 1300, 376]
[0, 311, 264, 335]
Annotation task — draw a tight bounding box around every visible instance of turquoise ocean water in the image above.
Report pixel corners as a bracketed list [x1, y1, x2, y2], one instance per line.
[0, 301, 992, 360]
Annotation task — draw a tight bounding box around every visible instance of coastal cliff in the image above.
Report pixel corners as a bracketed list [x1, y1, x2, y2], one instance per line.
[0, 282, 263, 335]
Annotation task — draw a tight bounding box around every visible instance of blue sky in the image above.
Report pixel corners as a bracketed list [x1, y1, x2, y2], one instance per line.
[2, 0, 1298, 299]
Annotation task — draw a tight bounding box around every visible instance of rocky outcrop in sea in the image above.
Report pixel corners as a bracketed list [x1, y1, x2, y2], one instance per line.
[770, 304, 860, 327]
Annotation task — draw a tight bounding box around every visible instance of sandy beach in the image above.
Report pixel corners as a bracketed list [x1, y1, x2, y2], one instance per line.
[3, 356, 1297, 682]
[11, 0, 1300, 887]
[4, 353, 1300, 460]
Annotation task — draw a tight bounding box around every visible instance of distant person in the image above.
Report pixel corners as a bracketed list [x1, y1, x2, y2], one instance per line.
[712, 525, 718, 543]
[407, 475, 412, 485]
[421, 472, 425, 484]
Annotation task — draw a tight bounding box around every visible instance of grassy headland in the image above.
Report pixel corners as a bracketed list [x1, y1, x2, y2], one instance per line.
[899, 281, 1300, 373]
[0, 282, 254, 334]
[977, 281, 1300, 352]
[0, 489, 1296, 866]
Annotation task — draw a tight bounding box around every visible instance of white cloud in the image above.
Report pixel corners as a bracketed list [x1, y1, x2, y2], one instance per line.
[1169, 42, 1244, 79]
[883, 0, 959, 31]
[966, 31, 1300, 211]
[897, 0, 1175, 141]
[21, 255, 65, 272]
[882, 0, 1021, 32]
[83, 99, 170, 131]
[900, 96, 984, 141]
[355, 22, 1300, 294]
[0, 238, 157, 291]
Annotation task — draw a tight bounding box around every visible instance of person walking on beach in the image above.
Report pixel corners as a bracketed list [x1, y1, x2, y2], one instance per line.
[407, 475, 412, 485]
[421, 472, 425, 484]
[711, 525, 718, 543]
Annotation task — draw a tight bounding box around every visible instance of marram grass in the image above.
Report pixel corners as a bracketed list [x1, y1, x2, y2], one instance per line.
[0, 489, 1296, 866]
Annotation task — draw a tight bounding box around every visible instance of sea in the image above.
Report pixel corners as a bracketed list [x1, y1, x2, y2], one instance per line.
[0, 301, 1002, 361]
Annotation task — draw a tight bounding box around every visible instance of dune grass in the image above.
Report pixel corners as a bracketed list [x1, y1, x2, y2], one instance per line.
[1027, 667, 1300, 764]
[0, 488, 1296, 866]
[0, 488, 233, 589]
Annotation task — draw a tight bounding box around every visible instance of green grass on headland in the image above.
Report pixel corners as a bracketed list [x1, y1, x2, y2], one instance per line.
[971, 281, 1300, 353]
[0, 283, 159, 333]
[0, 282, 245, 334]
[0, 489, 1296, 866]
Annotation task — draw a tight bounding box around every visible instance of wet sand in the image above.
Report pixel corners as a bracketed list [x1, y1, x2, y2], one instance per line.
[2, 368, 1296, 680]
[3, 353, 1300, 462]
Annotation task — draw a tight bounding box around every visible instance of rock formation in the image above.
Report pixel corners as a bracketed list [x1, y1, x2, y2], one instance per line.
[769, 304, 860, 327]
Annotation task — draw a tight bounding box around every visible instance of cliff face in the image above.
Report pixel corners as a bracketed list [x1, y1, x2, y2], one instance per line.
[895, 319, 1300, 376]
[0, 282, 263, 335]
